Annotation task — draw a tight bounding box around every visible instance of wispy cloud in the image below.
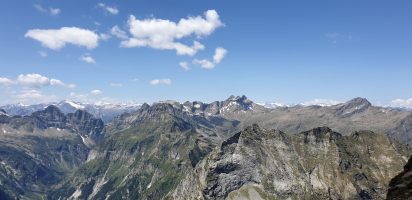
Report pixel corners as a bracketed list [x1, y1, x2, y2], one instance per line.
[110, 26, 128, 40]
[120, 10, 223, 56]
[325, 32, 353, 43]
[34, 4, 60, 16]
[16, 89, 59, 104]
[97, 3, 119, 15]
[179, 62, 189, 71]
[110, 83, 122, 87]
[391, 98, 412, 108]
[80, 55, 96, 64]
[149, 79, 172, 85]
[38, 51, 48, 57]
[91, 89, 102, 95]
[301, 99, 342, 106]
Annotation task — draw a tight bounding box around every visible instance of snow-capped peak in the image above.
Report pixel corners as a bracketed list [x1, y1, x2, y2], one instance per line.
[62, 100, 85, 110]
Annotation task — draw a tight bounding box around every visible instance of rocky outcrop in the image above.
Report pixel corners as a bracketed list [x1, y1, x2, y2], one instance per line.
[387, 155, 412, 200]
[169, 125, 410, 200]
[66, 110, 105, 144]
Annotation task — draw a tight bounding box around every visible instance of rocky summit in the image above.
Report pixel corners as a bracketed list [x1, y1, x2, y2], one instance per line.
[387, 155, 412, 200]
[0, 97, 411, 199]
[168, 124, 410, 200]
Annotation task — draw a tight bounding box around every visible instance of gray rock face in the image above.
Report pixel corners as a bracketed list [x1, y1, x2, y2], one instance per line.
[66, 110, 105, 144]
[170, 125, 410, 200]
[335, 97, 372, 117]
[387, 155, 412, 200]
[0, 105, 104, 145]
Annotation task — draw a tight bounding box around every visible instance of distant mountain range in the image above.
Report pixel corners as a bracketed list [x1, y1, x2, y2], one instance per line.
[0, 96, 411, 199]
[0, 100, 142, 123]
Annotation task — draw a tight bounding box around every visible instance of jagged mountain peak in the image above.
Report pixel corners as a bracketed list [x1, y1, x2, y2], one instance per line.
[225, 95, 249, 103]
[32, 105, 66, 122]
[335, 97, 372, 117]
[345, 97, 372, 107]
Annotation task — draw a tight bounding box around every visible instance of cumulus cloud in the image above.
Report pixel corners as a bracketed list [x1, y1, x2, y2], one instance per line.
[97, 3, 119, 15]
[17, 74, 50, 88]
[120, 10, 223, 56]
[179, 62, 189, 70]
[0, 73, 75, 89]
[391, 98, 412, 108]
[80, 55, 96, 64]
[149, 79, 172, 85]
[193, 47, 227, 69]
[25, 27, 100, 50]
[0, 77, 14, 86]
[34, 4, 61, 16]
[91, 89, 102, 95]
[50, 79, 65, 87]
[213, 47, 227, 63]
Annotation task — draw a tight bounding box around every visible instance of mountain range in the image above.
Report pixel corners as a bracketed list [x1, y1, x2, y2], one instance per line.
[0, 100, 142, 123]
[0, 96, 411, 199]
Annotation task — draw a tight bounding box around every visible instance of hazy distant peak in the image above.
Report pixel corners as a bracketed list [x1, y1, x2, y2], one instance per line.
[345, 97, 372, 107]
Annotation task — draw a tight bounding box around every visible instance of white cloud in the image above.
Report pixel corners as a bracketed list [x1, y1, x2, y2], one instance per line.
[91, 89, 102, 95]
[0, 77, 14, 86]
[34, 4, 61, 16]
[301, 99, 342, 106]
[99, 33, 111, 41]
[25, 27, 100, 50]
[50, 79, 65, 87]
[213, 47, 227, 63]
[110, 83, 122, 87]
[179, 62, 189, 70]
[80, 55, 96, 64]
[0, 73, 76, 89]
[16, 89, 59, 104]
[17, 74, 50, 88]
[66, 84, 76, 89]
[120, 10, 223, 56]
[110, 25, 128, 39]
[97, 3, 119, 15]
[193, 47, 227, 69]
[193, 59, 215, 69]
[149, 79, 172, 85]
[391, 98, 412, 108]
[38, 51, 48, 57]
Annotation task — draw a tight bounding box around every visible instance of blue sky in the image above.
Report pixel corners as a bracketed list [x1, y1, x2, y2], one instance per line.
[0, 0, 412, 107]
